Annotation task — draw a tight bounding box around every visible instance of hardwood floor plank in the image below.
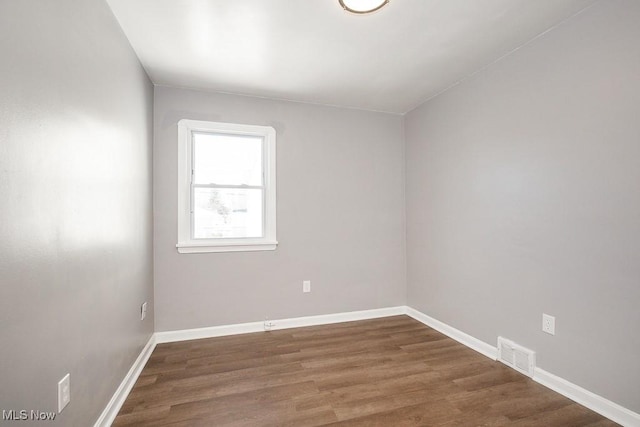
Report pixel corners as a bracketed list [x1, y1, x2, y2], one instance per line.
[326, 399, 465, 427]
[114, 315, 618, 426]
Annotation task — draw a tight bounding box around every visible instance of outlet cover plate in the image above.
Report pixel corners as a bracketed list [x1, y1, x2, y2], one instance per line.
[141, 302, 148, 320]
[58, 373, 70, 413]
[303, 280, 311, 293]
[542, 313, 555, 335]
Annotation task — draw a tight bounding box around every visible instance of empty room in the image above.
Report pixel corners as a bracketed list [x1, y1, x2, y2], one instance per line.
[1, 0, 639, 426]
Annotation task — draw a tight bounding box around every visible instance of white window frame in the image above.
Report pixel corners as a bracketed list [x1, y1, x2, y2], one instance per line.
[176, 119, 277, 253]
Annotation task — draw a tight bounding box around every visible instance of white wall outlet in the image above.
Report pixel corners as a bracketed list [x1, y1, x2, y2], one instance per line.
[303, 280, 311, 293]
[542, 313, 556, 335]
[141, 302, 147, 320]
[57, 373, 70, 413]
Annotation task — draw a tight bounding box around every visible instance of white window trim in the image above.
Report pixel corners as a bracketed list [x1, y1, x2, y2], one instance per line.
[176, 119, 277, 253]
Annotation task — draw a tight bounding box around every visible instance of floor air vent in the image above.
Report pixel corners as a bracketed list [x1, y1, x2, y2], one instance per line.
[497, 337, 535, 378]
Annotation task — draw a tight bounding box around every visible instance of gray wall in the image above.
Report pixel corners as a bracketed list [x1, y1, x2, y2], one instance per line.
[405, 0, 639, 413]
[154, 86, 406, 332]
[0, 0, 154, 426]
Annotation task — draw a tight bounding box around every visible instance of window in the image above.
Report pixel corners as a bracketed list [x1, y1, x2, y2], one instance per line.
[177, 119, 277, 253]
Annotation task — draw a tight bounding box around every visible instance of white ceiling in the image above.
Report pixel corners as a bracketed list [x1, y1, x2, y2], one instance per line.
[106, 0, 596, 114]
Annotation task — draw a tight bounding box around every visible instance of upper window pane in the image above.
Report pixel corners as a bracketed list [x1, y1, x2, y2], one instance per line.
[193, 132, 263, 186]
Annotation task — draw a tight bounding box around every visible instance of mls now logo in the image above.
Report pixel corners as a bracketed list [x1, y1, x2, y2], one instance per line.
[2, 410, 56, 421]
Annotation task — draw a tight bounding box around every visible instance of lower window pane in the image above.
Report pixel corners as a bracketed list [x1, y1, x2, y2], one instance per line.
[193, 188, 263, 239]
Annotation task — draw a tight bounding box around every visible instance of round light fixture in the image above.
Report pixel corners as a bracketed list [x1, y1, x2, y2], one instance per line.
[339, 0, 389, 14]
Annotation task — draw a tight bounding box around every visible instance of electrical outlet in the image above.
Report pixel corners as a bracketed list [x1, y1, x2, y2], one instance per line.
[542, 313, 555, 335]
[141, 302, 147, 320]
[303, 280, 311, 293]
[57, 374, 70, 413]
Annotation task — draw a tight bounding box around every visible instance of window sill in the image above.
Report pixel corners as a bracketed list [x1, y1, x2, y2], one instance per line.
[176, 240, 278, 254]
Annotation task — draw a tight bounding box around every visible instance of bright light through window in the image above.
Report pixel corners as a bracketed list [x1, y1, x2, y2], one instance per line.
[193, 133, 262, 186]
[192, 133, 264, 239]
[193, 187, 263, 239]
[177, 120, 277, 253]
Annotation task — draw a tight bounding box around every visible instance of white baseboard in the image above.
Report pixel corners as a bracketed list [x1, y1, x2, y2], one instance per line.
[406, 306, 639, 427]
[534, 368, 640, 427]
[155, 320, 265, 344]
[155, 306, 406, 344]
[93, 335, 156, 427]
[405, 306, 497, 360]
[271, 306, 406, 330]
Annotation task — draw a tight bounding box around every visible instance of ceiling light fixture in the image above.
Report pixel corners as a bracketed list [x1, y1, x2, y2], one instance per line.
[339, 0, 389, 14]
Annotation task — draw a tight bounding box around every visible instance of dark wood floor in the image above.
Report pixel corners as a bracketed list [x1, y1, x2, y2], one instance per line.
[114, 316, 617, 426]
